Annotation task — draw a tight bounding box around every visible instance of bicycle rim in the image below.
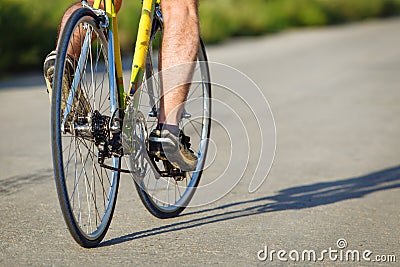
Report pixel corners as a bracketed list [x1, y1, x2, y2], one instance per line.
[51, 8, 120, 247]
[129, 18, 211, 218]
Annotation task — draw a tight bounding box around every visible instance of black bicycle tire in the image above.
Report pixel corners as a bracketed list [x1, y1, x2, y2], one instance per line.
[134, 20, 212, 218]
[51, 8, 120, 248]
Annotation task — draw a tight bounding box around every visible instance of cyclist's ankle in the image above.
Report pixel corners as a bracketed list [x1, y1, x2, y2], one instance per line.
[156, 123, 180, 136]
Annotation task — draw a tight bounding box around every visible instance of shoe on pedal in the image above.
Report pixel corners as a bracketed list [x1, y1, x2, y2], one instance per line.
[43, 50, 89, 115]
[149, 128, 198, 172]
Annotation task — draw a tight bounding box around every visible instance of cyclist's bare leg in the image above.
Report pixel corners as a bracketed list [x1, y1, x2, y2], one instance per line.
[44, 1, 122, 101]
[57, 0, 122, 58]
[158, 0, 199, 126]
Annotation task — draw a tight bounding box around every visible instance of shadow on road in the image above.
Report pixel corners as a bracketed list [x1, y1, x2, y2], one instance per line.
[0, 169, 53, 197]
[100, 165, 400, 247]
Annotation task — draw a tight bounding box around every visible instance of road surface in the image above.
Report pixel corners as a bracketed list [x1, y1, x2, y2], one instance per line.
[1, 18, 399, 266]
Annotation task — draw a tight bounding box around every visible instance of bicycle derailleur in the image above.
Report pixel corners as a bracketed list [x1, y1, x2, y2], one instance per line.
[91, 110, 123, 165]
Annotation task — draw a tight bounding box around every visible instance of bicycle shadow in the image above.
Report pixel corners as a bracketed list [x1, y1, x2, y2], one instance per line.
[100, 165, 400, 247]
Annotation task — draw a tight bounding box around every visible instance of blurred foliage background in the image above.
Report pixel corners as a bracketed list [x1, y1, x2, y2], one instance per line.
[1, 0, 400, 77]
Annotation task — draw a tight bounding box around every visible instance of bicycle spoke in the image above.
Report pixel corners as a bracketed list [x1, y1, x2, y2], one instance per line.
[128, 22, 210, 216]
[51, 9, 121, 247]
[187, 79, 202, 100]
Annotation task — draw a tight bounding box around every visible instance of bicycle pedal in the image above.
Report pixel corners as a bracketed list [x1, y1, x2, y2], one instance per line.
[170, 168, 186, 181]
[164, 161, 186, 180]
[153, 159, 186, 180]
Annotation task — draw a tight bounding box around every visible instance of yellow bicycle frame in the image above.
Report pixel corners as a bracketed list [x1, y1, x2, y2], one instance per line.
[93, 0, 159, 110]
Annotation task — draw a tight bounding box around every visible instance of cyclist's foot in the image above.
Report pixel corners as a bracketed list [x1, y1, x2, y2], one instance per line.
[44, 50, 72, 102]
[43, 51, 57, 100]
[149, 127, 198, 172]
[43, 50, 90, 115]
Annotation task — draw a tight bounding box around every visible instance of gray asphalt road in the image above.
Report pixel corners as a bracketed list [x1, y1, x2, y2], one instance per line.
[1, 18, 399, 266]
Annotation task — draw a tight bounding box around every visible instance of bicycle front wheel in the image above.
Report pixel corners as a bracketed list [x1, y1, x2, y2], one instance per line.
[130, 16, 211, 218]
[51, 8, 120, 247]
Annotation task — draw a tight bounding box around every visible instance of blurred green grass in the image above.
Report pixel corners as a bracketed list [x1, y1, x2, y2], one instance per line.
[1, 0, 400, 76]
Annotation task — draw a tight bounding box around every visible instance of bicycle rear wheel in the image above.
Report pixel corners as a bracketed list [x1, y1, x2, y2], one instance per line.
[51, 8, 120, 247]
[129, 15, 211, 218]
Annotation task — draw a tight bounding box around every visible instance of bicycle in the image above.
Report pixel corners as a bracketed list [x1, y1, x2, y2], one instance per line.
[51, 0, 211, 247]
